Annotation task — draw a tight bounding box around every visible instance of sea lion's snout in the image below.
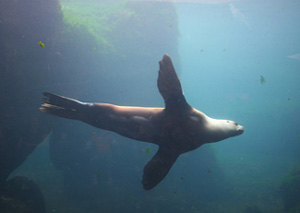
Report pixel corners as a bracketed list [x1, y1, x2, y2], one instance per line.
[237, 125, 244, 134]
[227, 120, 244, 134]
[231, 120, 244, 134]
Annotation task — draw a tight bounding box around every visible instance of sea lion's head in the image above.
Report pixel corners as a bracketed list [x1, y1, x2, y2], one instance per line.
[224, 120, 244, 136]
[206, 118, 244, 142]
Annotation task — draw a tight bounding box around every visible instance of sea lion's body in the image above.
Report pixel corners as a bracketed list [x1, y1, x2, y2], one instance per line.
[40, 55, 244, 190]
[81, 104, 233, 152]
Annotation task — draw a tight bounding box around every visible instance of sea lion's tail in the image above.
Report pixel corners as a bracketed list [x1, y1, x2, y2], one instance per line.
[40, 92, 91, 120]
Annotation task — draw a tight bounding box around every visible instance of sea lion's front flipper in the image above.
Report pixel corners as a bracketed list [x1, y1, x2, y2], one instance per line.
[157, 55, 190, 110]
[142, 147, 180, 190]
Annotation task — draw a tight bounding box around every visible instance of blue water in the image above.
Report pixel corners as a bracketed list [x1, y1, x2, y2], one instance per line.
[178, 1, 300, 160]
[7, 0, 300, 212]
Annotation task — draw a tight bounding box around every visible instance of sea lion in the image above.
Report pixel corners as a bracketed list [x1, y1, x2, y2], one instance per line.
[40, 54, 244, 190]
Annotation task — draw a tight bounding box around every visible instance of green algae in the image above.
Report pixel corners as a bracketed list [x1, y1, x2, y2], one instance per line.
[59, 0, 134, 55]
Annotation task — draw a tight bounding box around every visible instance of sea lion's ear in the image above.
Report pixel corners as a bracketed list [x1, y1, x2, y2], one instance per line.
[157, 54, 190, 110]
[142, 147, 180, 190]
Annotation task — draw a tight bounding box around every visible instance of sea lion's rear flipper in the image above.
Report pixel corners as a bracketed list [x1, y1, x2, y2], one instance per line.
[142, 147, 180, 190]
[157, 54, 190, 110]
[39, 92, 91, 120]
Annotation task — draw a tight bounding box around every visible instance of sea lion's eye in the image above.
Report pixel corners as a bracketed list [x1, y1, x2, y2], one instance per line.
[226, 120, 230, 123]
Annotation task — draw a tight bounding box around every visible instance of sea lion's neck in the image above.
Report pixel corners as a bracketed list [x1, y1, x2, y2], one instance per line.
[204, 117, 233, 143]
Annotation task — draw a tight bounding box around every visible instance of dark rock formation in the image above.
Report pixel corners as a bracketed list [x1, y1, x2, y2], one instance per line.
[0, 0, 61, 185]
[0, 0, 61, 211]
[0, 176, 45, 213]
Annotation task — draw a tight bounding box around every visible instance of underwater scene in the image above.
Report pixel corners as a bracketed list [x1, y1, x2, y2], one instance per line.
[1, 0, 300, 212]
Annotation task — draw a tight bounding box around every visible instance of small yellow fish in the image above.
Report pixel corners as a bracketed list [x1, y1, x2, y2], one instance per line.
[39, 41, 45, 48]
[260, 75, 266, 85]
